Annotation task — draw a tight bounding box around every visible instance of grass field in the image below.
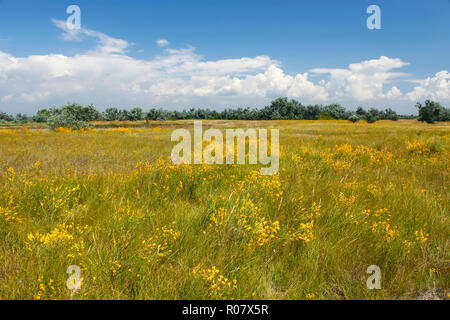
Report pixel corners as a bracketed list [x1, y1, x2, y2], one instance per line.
[0, 120, 448, 300]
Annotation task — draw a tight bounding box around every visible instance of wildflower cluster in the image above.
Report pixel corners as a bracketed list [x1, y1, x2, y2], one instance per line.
[237, 198, 280, 249]
[208, 207, 228, 232]
[288, 197, 321, 243]
[367, 184, 381, 196]
[110, 260, 122, 274]
[54, 127, 74, 133]
[337, 192, 356, 207]
[236, 171, 283, 200]
[332, 143, 394, 166]
[207, 196, 280, 249]
[142, 222, 180, 262]
[415, 229, 430, 243]
[406, 139, 430, 155]
[248, 218, 280, 249]
[363, 208, 399, 242]
[40, 183, 81, 211]
[27, 223, 74, 247]
[35, 276, 56, 300]
[0, 192, 22, 224]
[192, 265, 237, 299]
[0, 207, 21, 224]
[26, 223, 88, 258]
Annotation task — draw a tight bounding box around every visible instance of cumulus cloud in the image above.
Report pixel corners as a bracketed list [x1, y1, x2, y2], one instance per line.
[156, 39, 169, 47]
[0, 21, 448, 114]
[406, 71, 450, 102]
[383, 86, 402, 99]
[311, 56, 410, 101]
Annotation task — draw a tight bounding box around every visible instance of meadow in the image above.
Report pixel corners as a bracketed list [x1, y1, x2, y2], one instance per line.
[0, 120, 448, 300]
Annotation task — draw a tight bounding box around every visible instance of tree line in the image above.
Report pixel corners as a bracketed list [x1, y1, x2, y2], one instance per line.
[0, 98, 448, 129]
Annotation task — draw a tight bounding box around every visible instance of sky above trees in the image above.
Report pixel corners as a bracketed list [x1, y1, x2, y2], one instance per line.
[0, 0, 449, 114]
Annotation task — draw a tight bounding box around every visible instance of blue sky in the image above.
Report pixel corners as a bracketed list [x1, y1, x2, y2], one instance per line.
[0, 0, 449, 114]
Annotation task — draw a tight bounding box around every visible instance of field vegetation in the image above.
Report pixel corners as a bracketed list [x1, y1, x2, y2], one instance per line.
[0, 120, 448, 300]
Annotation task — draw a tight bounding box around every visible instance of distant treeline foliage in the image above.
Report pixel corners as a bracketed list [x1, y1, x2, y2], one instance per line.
[1, 98, 448, 129]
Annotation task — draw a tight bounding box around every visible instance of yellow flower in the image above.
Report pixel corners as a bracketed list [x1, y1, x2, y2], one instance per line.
[415, 229, 429, 243]
[306, 293, 316, 300]
[192, 265, 237, 298]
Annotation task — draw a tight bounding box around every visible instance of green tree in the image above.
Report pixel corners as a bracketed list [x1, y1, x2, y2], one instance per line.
[417, 100, 445, 124]
[46, 103, 91, 130]
[130, 107, 144, 121]
[33, 109, 50, 123]
[348, 113, 360, 123]
[104, 108, 120, 121]
[323, 104, 346, 119]
[0, 112, 14, 122]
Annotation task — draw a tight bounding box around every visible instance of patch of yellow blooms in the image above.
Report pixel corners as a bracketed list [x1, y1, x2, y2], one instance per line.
[192, 265, 237, 298]
[142, 222, 180, 262]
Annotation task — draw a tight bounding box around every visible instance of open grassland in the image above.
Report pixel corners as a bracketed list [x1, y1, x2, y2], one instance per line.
[0, 120, 449, 300]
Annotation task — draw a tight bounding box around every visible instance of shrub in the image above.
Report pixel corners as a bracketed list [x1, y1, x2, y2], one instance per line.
[381, 108, 399, 121]
[323, 104, 347, 120]
[416, 100, 449, 124]
[0, 112, 14, 122]
[47, 110, 87, 130]
[45, 103, 103, 130]
[14, 113, 31, 124]
[104, 108, 120, 121]
[319, 112, 334, 120]
[356, 107, 367, 118]
[33, 109, 50, 123]
[365, 113, 377, 123]
[130, 107, 144, 121]
[348, 114, 361, 123]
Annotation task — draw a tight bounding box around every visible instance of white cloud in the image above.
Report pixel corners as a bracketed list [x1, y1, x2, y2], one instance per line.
[384, 86, 402, 99]
[311, 56, 410, 101]
[0, 22, 448, 114]
[52, 20, 131, 55]
[156, 39, 169, 47]
[406, 71, 450, 102]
